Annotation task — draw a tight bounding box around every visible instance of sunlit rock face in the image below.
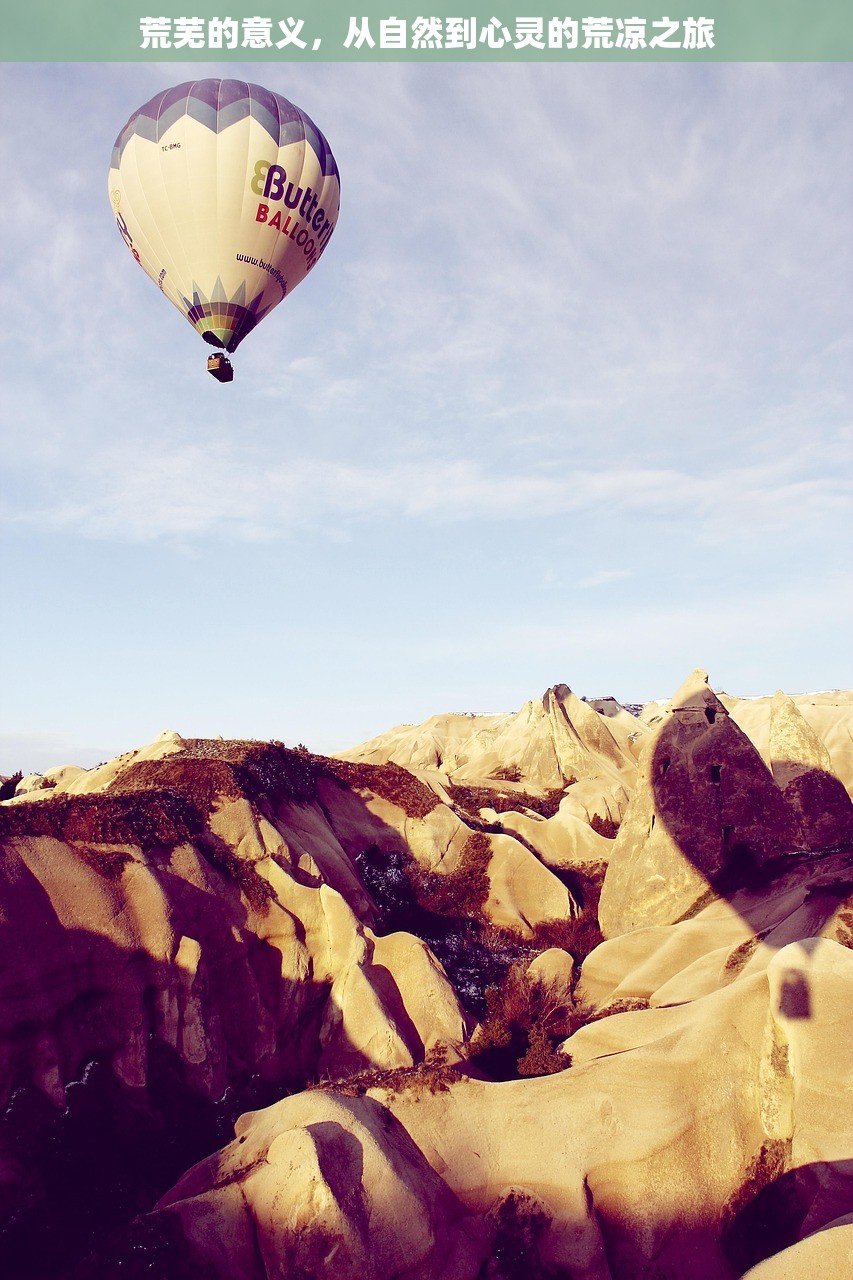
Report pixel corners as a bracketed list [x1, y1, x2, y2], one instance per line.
[0, 725, 591, 1275]
[767, 690, 853, 850]
[598, 670, 805, 938]
[0, 676, 851, 1279]
[339, 683, 642, 791]
[88, 938, 853, 1280]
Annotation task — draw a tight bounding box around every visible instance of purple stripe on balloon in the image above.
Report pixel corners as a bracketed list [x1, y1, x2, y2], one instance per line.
[111, 79, 339, 179]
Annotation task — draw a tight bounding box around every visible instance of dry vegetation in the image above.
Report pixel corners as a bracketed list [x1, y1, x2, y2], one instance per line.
[312, 1043, 457, 1099]
[489, 765, 523, 782]
[76, 846, 136, 880]
[835, 907, 853, 948]
[467, 961, 592, 1079]
[0, 741, 334, 910]
[721, 1138, 796, 1275]
[0, 772, 23, 802]
[588, 996, 651, 1020]
[325, 758, 440, 818]
[354, 839, 607, 1080]
[119, 739, 320, 810]
[590, 813, 620, 839]
[413, 832, 492, 918]
[0, 790, 205, 850]
[724, 935, 763, 975]
[447, 784, 566, 821]
[484, 1191, 565, 1280]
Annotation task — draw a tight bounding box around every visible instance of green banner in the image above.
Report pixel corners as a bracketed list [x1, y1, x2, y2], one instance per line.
[4, 0, 852, 60]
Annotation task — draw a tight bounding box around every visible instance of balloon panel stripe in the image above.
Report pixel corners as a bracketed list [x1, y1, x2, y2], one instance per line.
[112, 79, 339, 181]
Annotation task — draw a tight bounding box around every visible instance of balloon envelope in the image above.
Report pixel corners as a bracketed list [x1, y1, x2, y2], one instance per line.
[108, 79, 340, 352]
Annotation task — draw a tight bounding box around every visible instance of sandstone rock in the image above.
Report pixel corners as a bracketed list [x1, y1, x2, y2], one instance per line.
[741, 1220, 853, 1278]
[768, 690, 853, 849]
[557, 776, 632, 826]
[479, 834, 576, 934]
[493, 806, 613, 870]
[581, 850, 853, 1011]
[526, 947, 575, 998]
[63, 729, 185, 794]
[724, 690, 853, 798]
[2, 735, 477, 1091]
[274, 797, 377, 917]
[42, 763, 86, 790]
[155, 1093, 487, 1280]
[598, 669, 803, 938]
[3, 689, 852, 1280]
[337, 711, 510, 774]
[372, 931, 471, 1056]
[14, 773, 53, 795]
[139, 941, 853, 1280]
[341, 684, 638, 791]
[317, 893, 469, 1078]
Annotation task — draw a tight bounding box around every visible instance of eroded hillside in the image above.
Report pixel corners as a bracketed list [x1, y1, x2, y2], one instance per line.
[1, 674, 852, 1279]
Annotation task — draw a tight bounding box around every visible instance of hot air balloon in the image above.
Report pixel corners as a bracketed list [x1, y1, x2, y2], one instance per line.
[108, 79, 340, 382]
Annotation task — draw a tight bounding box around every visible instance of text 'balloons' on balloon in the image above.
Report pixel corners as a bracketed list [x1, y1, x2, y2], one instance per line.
[108, 79, 341, 377]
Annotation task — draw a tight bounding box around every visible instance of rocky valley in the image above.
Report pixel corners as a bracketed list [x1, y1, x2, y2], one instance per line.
[1, 671, 852, 1279]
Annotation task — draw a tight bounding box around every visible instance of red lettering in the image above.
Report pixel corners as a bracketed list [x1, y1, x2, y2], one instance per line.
[256, 203, 269, 223]
[269, 210, 282, 230]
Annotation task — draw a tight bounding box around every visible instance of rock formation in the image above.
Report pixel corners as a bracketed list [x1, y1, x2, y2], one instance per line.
[767, 689, 853, 850]
[0, 674, 851, 1279]
[341, 683, 643, 792]
[90, 931, 853, 1280]
[598, 670, 804, 938]
[725, 689, 853, 798]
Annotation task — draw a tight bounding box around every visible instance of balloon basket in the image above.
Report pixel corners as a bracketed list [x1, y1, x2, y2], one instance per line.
[207, 353, 234, 383]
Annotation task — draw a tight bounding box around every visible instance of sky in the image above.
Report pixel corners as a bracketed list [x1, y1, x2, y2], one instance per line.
[1, 60, 851, 774]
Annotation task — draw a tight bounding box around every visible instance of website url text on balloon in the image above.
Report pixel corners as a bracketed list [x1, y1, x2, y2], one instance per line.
[235, 256, 288, 294]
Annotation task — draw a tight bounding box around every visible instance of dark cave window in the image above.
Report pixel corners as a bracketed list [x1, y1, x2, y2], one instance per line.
[709, 764, 722, 784]
[705, 708, 717, 725]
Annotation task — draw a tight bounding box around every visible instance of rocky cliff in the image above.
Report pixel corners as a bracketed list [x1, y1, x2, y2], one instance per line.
[1, 675, 851, 1279]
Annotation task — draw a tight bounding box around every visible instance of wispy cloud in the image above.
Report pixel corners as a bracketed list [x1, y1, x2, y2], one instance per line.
[576, 569, 632, 589]
[5, 438, 849, 547]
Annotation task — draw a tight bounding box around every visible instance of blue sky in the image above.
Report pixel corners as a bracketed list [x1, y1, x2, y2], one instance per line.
[1, 61, 851, 773]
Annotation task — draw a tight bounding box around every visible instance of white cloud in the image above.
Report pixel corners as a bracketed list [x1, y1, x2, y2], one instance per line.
[5, 439, 849, 548]
[576, 569, 632, 589]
